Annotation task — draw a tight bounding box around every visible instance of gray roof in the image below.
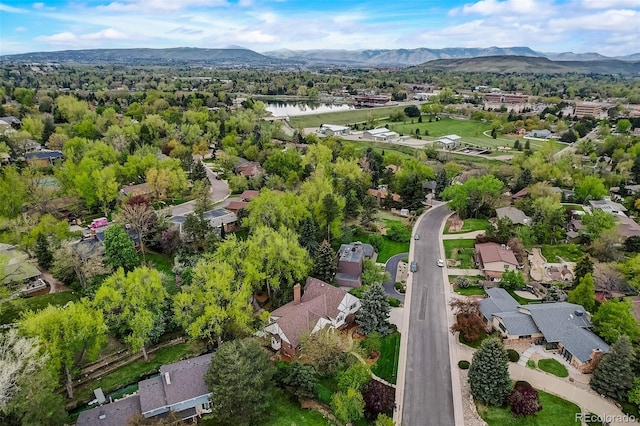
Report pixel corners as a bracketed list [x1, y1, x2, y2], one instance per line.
[495, 206, 531, 225]
[479, 288, 520, 321]
[520, 302, 592, 341]
[76, 395, 141, 426]
[560, 326, 610, 363]
[338, 242, 374, 263]
[139, 353, 213, 415]
[494, 311, 539, 336]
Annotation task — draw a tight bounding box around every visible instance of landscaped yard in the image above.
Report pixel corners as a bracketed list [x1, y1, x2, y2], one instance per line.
[443, 239, 476, 269]
[444, 218, 489, 235]
[459, 330, 494, 349]
[371, 332, 401, 384]
[538, 358, 569, 378]
[454, 286, 486, 296]
[477, 389, 580, 426]
[352, 230, 409, 263]
[540, 244, 583, 262]
[0, 291, 80, 324]
[141, 251, 178, 294]
[260, 391, 331, 426]
[507, 290, 535, 305]
[70, 341, 204, 406]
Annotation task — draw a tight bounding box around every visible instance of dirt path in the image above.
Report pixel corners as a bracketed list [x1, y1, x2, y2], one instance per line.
[40, 269, 69, 293]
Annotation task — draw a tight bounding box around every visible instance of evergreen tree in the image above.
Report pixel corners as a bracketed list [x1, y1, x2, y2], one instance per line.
[632, 155, 640, 184]
[590, 336, 636, 401]
[204, 338, 275, 426]
[312, 240, 337, 283]
[568, 273, 595, 312]
[524, 139, 531, 150]
[573, 255, 594, 287]
[34, 233, 53, 270]
[434, 168, 448, 199]
[356, 284, 391, 336]
[360, 195, 379, 230]
[298, 217, 319, 253]
[104, 224, 140, 272]
[468, 338, 511, 406]
[191, 160, 208, 182]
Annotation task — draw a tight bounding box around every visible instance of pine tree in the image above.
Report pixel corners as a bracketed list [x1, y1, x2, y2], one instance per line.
[34, 233, 53, 270]
[524, 139, 531, 150]
[312, 240, 336, 283]
[590, 336, 636, 400]
[573, 255, 594, 287]
[191, 160, 208, 182]
[298, 217, 319, 253]
[468, 338, 511, 406]
[104, 224, 140, 272]
[356, 284, 391, 336]
[434, 168, 448, 199]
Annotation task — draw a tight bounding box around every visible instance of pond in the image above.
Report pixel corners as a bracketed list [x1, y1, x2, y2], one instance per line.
[265, 101, 354, 117]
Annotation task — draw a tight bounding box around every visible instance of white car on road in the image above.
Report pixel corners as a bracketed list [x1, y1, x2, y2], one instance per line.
[436, 259, 445, 267]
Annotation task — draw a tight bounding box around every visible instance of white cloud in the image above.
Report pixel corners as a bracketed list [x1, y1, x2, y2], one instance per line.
[0, 3, 28, 13]
[451, 0, 546, 16]
[83, 28, 130, 40]
[97, 0, 228, 13]
[581, 0, 640, 9]
[15, 27, 27, 32]
[35, 32, 78, 44]
[549, 9, 638, 31]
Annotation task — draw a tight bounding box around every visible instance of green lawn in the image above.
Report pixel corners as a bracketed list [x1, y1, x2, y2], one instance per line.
[351, 232, 409, 264]
[388, 117, 492, 142]
[316, 374, 338, 405]
[141, 251, 178, 294]
[0, 291, 80, 325]
[478, 390, 580, 426]
[459, 330, 494, 349]
[538, 359, 569, 378]
[70, 342, 203, 407]
[371, 332, 401, 384]
[289, 105, 406, 128]
[443, 239, 476, 269]
[444, 218, 490, 235]
[540, 244, 584, 262]
[262, 391, 331, 426]
[454, 286, 486, 296]
[507, 290, 536, 305]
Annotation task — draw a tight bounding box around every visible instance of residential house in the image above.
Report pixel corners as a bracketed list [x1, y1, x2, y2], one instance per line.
[589, 199, 627, 216]
[119, 183, 151, 198]
[226, 200, 249, 214]
[434, 134, 461, 150]
[511, 187, 529, 200]
[76, 353, 213, 426]
[0, 152, 10, 165]
[25, 150, 64, 167]
[495, 206, 531, 226]
[616, 216, 640, 239]
[366, 186, 402, 205]
[264, 277, 361, 357]
[551, 186, 575, 202]
[0, 116, 21, 129]
[170, 208, 238, 235]
[479, 288, 609, 373]
[319, 124, 351, 136]
[474, 242, 519, 280]
[234, 161, 263, 178]
[335, 242, 376, 287]
[0, 244, 46, 296]
[363, 128, 399, 142]
[239, 189, 260, 201]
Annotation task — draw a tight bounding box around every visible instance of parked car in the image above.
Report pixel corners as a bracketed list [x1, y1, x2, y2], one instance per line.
[414, 233, 420, 240]
[410, 261, 418, 272]
[437, 259, 445, 267]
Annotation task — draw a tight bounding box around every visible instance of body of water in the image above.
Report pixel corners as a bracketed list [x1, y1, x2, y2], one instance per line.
[265, 101, 355, 117]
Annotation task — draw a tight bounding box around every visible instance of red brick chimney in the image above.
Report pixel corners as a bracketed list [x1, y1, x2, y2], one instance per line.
[293, 283, 301, 305]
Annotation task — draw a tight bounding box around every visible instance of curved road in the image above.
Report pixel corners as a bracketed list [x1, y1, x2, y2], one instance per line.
[384, 253, 407, 303]
[399, 204, 457, 426]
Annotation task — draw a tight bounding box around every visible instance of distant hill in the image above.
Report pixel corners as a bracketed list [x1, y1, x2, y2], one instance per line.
[414, 56, 640, 75]
[0, 47, 293, 66]
[264, 46, 543, 66]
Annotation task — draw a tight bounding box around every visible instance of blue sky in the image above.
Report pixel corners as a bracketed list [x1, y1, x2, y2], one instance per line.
[1, 0, 639, 55]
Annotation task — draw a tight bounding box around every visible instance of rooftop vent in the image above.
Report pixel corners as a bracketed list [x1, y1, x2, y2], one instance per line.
[575, 310, 584, 316]
[99, 413, 106, 420]
[164, 372, 171, 385]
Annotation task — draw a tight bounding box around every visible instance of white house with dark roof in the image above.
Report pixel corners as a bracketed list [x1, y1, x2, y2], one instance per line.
[264, 277, 360, 357]
[76, 353, 213, 425]
[479, 288, 609, 373]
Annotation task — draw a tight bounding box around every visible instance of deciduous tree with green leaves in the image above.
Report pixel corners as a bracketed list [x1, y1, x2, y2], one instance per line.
[592, 298, 640, 344]
[19, 300, 107, 398]
[499, 270, 525, 291]
[204, 338, 275, 426]
[338, 363, 372, 392]
[93, 267, 168, 361]
[568, 273, 596, 313]
[468, 338, 511, 406]
[574, 175, 608, 203]
[332, 387, 365, 425]
[590, 336, 636, 400]
[442, 175, 503, 219]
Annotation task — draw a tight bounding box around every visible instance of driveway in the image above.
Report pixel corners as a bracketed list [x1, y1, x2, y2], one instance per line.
[384, 253, 407, 303]
[396, 205, 458, 426]
[160, 164, 230, 217]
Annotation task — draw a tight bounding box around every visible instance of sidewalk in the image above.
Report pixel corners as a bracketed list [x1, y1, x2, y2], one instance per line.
[442, 230, 486, 240]
[447, 268, 482, 276]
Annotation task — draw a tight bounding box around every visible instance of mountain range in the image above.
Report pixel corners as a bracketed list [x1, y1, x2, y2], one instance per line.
[1, 46, 639, 74]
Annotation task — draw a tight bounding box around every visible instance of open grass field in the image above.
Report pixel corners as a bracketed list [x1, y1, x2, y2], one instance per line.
[371, 332, 401, 384]
[289, 105, 406, 129]
[538, 359, 569, 378]
[443, 239, 476, 269]
[478, 389, 580, 426]
[444, 218, 489, 234]
[0, 291, 80, 324]
[540, 244, 584, 263]
[454, 286, 487, 296]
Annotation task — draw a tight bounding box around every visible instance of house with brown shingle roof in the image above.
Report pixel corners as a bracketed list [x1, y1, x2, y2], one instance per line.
[234, 161, 263, 178]
[475, 242, 519, 280]
[264, 277, 361, 357]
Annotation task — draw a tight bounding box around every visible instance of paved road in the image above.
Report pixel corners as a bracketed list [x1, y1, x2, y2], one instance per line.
[384, 253, 407, 303]
[160, 164, 230, 217]
[401, 205, 456, 426]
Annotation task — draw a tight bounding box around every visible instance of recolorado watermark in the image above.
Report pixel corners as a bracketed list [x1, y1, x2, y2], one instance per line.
[576, 412, 637, 424]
